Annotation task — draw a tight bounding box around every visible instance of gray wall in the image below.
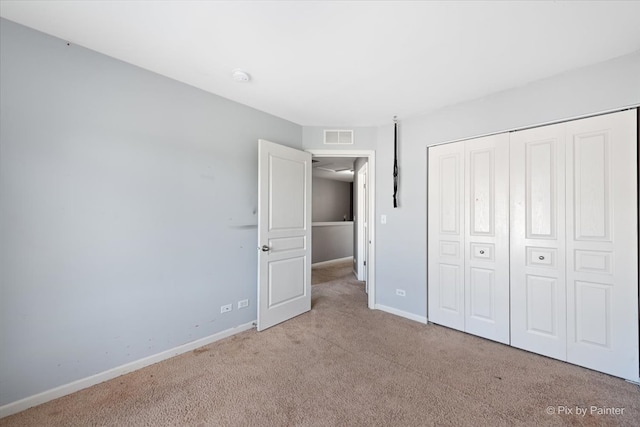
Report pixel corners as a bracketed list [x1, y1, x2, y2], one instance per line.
[312, 177, 351, 222]
[0, 19, 302, 406]
[312, 223, 354, 264]
[3, 15, 640, 409]
[373, 50, 640, 318]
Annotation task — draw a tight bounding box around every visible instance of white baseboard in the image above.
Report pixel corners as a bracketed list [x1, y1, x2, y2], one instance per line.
[0, 321, 256, 419]
[374, 304, 428, 324]
[311, 256, 353, 267]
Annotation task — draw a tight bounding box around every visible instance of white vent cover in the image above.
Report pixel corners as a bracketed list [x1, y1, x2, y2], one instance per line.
[324, 129, 354, 145]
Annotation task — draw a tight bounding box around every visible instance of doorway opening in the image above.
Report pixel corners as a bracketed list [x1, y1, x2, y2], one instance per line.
[307, 149, 376, 309]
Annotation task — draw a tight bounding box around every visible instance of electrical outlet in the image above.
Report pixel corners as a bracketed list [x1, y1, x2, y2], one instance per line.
[381, 214, 387, 224]
[396, 289, 406, 297]
[220, 304, 232, 313]
[238, 299, 249, 309]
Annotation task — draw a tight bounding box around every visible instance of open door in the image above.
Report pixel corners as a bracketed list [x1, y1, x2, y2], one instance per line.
[356, 162, 368, 285]
[257, 139, 312, 331]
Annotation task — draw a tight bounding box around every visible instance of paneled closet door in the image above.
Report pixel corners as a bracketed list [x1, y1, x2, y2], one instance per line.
[428, 141, 465, 331]
[464, 134, 510, 344]
[510, 124, 567, 360]
[565, 110, 639, 382]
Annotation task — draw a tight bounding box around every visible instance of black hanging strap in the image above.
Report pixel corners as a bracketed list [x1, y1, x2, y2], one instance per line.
[393, 117, 399, 208]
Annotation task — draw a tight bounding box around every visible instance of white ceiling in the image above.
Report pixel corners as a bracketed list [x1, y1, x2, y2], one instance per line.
[2, 1, 640, 127]
[313, 157, 355, 182]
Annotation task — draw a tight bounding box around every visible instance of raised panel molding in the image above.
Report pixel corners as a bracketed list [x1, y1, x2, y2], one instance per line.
[268, 257, 306, 307]
[268, 236, 306, 253]
[573, 132, 611, 241]
[439, 264, 461, 312]
[525, 246, 557, 268]
[469, 267, 495, 321]
[440, 154, 460, 234]
[525, 275, 557, 336]
[574, 281, 611, 348]
[470, 243, 494, 261]
[575, 250, 613, 275]
[469, 149, 495, 236]
[526, 139, 556, 239]
[439, 241, 460, 258]
[269, 155, 306, 231]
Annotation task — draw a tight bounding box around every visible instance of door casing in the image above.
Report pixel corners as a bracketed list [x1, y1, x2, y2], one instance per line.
[307, 149, 376, 309]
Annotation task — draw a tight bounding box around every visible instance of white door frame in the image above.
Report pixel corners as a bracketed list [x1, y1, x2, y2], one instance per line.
[307, 149, 376, 310]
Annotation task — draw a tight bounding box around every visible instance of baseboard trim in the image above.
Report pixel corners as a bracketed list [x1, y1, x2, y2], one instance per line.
[374, 304, 428, 324]
[311, 256, 353, 267]
[0, 321, 256, 419]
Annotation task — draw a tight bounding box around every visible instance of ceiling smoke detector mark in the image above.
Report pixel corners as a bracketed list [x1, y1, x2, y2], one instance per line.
[324, 130, 353, 145]
[232, 69, 251, 82]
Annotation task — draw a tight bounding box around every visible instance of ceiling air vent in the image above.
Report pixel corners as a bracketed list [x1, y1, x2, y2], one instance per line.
[324, 129, 354, 145]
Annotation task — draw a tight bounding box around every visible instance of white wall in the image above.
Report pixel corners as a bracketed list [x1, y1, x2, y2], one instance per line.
[0, 19, 302, 406]
[374, 50, 640, 318]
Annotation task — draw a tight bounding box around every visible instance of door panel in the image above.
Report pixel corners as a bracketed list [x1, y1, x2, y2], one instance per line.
[565, 110, 639, 381]
[464, 134, 510, 344]
[269, 156, 306, 230]
[510, 123, 566, 360]
[525, 275, 558, 336]
[527, 141, 557, 239]
[469, 150, 494, 235]
[428, 142, 465, 331]
[572, 132, 610, 240]
[257, 140, 312, 331]
[469, 267, 495, 320]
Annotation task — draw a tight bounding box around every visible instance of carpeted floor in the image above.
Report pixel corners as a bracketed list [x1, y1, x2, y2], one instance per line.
[2, 259, 639, 426]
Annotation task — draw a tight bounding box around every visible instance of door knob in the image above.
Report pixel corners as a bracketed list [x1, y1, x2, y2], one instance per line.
[539, 255, 545, 260]
[479, 250, 485, 255]
[260, 245, 270, 252]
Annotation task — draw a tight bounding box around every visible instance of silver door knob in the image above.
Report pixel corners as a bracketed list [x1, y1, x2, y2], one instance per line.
[479, 250, 485, 255]
[261, 245, 270, 252]
[539, 255, 544, 260]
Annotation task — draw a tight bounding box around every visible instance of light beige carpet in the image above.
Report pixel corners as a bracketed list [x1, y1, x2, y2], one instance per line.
[2, 259, 639, 426]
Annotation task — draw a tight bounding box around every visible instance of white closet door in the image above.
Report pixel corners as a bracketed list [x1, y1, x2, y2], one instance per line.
[464, 134, 510, 344]
[565, 110, 639, 382]
[428, 142, 465, 331]
[510, 123, 567, 359]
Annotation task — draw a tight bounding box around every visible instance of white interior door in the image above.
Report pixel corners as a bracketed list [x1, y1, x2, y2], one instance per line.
[565, 110, 639, 381]
[464, 134, 510, 344]
[510, 123, 567, 359]
[357, 163, 368, 284]
[257, 139, 312, 331]
[428, 141, 465, 331]
[362, 164, 368, 286]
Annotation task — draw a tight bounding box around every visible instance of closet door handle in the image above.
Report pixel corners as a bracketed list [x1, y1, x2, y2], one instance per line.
[538, 255, 545, 260]
[479, 250, 485, 255]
